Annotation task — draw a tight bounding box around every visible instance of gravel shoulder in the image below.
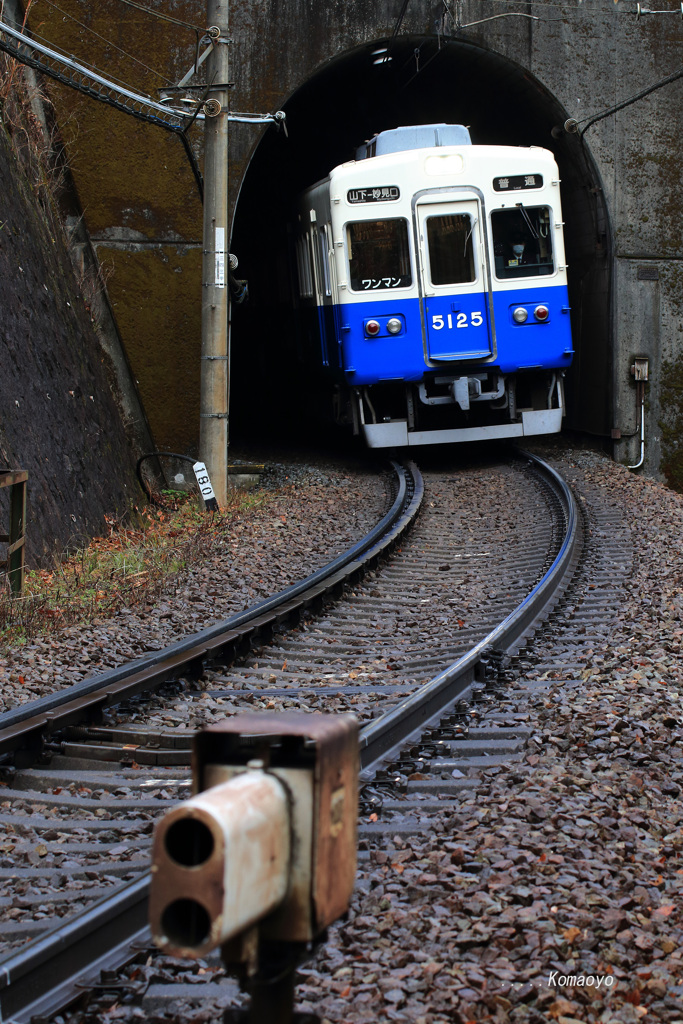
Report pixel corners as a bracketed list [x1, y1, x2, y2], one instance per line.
[0, 452, 392, 712]
[5, 444, 683, 1024]
[303, 447, 683, 1024]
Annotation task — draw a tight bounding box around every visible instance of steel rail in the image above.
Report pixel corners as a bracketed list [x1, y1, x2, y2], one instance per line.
[359, 450, 580, 775]
[0, 462, 423, 1022]
[0, 878, 150, 1024]
[0, 462, 422, 761]
[0, 452, 575, 1022]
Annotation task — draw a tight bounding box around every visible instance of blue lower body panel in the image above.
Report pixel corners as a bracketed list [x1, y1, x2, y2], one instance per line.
[339, 297, 426, 384]
[492, 284, 573, 374]
[423, 290, 492, 360]
[336, 284, 572, 386]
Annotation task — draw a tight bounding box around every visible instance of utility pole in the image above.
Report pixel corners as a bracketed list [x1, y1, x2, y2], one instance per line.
[200, 0, 230, 507]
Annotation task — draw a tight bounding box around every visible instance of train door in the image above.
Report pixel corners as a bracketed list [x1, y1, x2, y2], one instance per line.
[321, 223, 342, 370]
[309, 217, 328, 366]
[310, 215, 339, 368]
[415, 197, 494, 362]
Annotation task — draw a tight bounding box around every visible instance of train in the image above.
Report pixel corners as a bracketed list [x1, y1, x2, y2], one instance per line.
[293, 123, 573, 448]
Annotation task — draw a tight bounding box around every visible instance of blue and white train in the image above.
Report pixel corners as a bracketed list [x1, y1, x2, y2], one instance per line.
[294, 124, 573, 448]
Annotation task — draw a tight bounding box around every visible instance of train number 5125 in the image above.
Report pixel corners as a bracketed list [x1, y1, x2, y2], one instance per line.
[432, 312, 483, 330]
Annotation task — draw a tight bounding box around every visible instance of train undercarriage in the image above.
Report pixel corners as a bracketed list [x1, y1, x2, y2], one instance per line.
[337, 370, 565, 448]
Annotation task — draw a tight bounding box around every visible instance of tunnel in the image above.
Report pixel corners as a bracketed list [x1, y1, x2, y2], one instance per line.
[230, 34, 612, 445]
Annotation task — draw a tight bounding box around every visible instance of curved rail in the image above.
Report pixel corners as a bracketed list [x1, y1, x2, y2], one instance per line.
[0, 877, 150, 1024]
[0, 461, 423, 760]
[0, 461, 424, 1023]
[0, 452, 578, 1023]
[359, 450, 580, 775]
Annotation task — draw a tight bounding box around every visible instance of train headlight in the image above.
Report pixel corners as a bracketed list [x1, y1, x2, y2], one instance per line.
[386, 318, 402, 335]
[365, 320, 381, 337]
[512, 307, 528, 324]
[534, 305, 549, 322]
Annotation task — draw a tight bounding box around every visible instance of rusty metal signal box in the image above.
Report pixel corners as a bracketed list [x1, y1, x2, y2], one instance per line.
[149, 713, 358, 1020]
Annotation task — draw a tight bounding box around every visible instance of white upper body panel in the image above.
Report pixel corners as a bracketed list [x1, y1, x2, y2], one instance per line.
[297, 144, 567, 307]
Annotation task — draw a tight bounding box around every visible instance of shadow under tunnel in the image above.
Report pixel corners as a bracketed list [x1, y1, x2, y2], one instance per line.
[230, 35, 611, 445]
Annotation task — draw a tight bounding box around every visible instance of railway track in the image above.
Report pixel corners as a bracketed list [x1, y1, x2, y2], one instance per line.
[0, 449, 584, 1023]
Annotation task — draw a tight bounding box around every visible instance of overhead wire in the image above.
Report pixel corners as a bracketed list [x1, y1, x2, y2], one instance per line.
[450, 0, 669, 12]
[576, 62, 683, 133]
[7, 18, 172, 94]
[385, 0, 683, 147]
[0, 16, 206, 197]
[0, 14, 284, 203]
[112, 0, 204, 34]
[4, 12, 174, 96]
[392, 0, 412, 39]
[0, 23, 185, 126]
[395, 0, 641, 62]
[33, 0, 175, 85]
[432, 1, 683, 139]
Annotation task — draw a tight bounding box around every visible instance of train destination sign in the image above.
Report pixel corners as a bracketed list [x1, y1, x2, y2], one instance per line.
[493, 174, 543, 192]
[347, 186, 400, 203]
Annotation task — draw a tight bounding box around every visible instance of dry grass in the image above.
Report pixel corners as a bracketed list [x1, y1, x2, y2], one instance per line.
[0, 11, 86, 268]
[0, 488, 270, 647]
[0, 50, 60, 212]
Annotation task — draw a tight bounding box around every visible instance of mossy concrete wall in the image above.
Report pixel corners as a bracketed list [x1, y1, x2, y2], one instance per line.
[0, 125, 139, 565]
[21, 0, 683, 479]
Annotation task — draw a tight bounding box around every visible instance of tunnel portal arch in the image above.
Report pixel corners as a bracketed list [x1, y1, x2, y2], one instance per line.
[230, 34, 611, 442]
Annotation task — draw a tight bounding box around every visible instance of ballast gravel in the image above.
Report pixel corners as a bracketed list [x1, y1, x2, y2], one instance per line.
[297, 446, 683, 1024]
[0, 453, 392, 712]
[132, 458, 555, 734]
[6, 444, 683, 1024]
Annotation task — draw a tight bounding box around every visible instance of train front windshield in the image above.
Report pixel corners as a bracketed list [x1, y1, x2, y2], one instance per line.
[347, 219, 412, 291]
[492, 206, 554, 279]
[425, 214, 476, 286]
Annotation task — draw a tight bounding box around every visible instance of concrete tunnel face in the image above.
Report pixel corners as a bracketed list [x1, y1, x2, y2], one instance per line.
[230, 35, 611, 442]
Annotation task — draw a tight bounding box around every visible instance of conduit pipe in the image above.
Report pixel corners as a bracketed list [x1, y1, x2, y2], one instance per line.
[628, 358, 649, 471]
[627, 381, 646, 470]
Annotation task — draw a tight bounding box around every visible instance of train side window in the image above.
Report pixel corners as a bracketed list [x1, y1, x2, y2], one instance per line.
[319, 226, 332, 296]
[425, 214, 476, 285]
[347, 218, 412, 291]
[491, 206, 554, 279]
[296, 234, 314, 298]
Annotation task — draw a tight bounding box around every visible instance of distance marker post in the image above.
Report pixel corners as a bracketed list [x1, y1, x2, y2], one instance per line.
[193, 461, 219, 511]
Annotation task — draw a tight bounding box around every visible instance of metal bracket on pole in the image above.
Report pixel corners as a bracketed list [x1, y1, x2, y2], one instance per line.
[175, 39, 215, 89]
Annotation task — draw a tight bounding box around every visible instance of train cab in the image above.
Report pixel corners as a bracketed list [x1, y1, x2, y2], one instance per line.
[294, 124, 573, 448]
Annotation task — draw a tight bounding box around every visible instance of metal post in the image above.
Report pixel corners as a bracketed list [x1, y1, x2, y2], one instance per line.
[1, 471, 27, 595]
[200, 0, 230, 507]
[8, 477, 26, 594]
[246, 950, 297, 1024]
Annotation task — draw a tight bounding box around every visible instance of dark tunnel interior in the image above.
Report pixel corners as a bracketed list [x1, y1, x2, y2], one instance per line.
[230, 35, 611, 443]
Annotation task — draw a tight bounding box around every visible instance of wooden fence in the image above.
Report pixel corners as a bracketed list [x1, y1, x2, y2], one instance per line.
[0, 471, 27, 595]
